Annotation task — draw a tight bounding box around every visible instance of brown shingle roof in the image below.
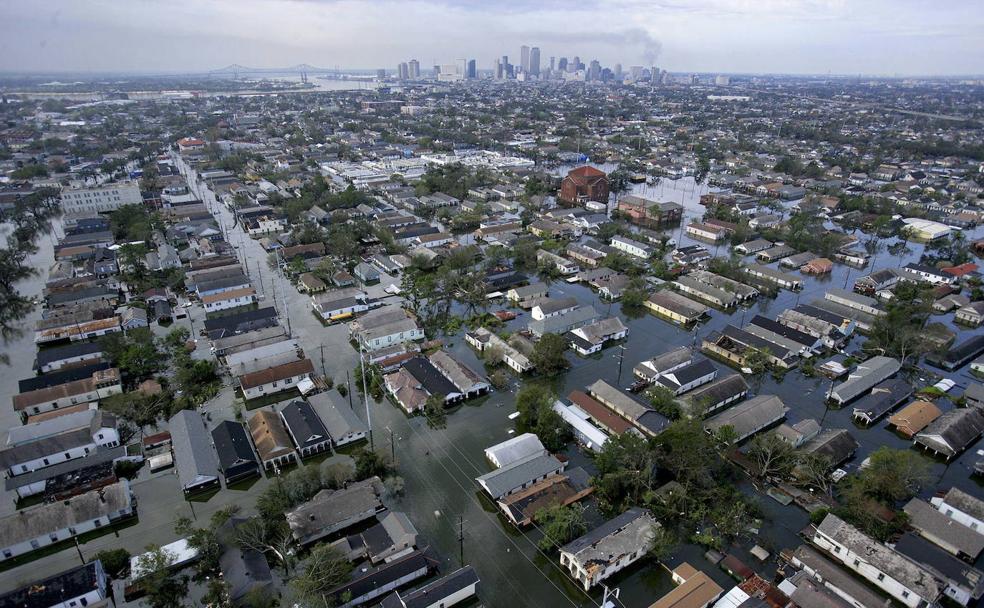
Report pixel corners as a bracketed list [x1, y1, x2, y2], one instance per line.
[888, 400, 942, 437]
[568, 390, 634, 434]
[239, 358, 314, 390]
[248, 409, 295, 462]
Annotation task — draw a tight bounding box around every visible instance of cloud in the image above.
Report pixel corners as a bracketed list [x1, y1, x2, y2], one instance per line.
[0, 0, 980, 75]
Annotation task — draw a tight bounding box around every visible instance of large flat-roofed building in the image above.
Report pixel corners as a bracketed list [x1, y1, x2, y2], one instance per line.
[60, 182, 142, 215]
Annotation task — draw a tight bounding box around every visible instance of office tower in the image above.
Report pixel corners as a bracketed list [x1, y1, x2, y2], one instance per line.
[572, 56, 581, 71]
[558, 57, 568, 72]
[520, 45, 530, 73]
[588, 59, 600, 81]
[550, 56, 555, 72]
[408, 59, 420, 79]
[495, 58, 504, 79]
[467, 59, 476, 79]
[614, 63, 622, 78]
[529, 47, 540, 76]
[398, 62, 409, 80]
[715, 75, 730, 86]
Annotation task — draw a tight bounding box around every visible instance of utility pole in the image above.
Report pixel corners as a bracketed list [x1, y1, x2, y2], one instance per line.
[360, 340, 373, 450]
[616, 344, 625, 384]
[457, 516, 465, 566]
[320, 343, 327, 376]
[346, 371, 354, 408]
[389, 427, 396, 465]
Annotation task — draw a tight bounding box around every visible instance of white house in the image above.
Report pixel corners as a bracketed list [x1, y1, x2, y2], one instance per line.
[609, 235, 653, 259]
[536, 249, 580, 275]
[0, 481, 134, 562]
[484, 433, 546, 469]
[0, 410, 120, 477]
[244, 215, 287, 236]
[353, 310, 425, 351]
[568, 317, 629, 356]
[560, 508, 656, 591]
[531, 297, 579, 321]
[812, 513, 942, 608]
[932, 488, 984, 533]
[202, 287, 257, 313]
[239, 359, 315, 400]
[0, 561, 110, 608]
[12, 368, 122, 416]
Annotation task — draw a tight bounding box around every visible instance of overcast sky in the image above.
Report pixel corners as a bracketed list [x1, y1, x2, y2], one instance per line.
[0, 0, 981, 76]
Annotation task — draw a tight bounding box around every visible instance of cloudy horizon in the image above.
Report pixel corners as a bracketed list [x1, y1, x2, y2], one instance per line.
[0, 0, 982, 77]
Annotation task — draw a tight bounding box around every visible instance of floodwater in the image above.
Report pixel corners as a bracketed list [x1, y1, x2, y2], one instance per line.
[3, 170, 983, 606]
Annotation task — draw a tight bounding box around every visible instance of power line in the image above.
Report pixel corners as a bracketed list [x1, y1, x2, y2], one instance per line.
[401, 418, 600, 608]
[387, 428, 534, 608]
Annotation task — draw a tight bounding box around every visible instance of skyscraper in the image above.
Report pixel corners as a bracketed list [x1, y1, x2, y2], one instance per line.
[520, 45, 530, 73]
[588, 59, 601, 81]
[550, 57, 556, 72]
[408, 59, 420, 79]
[558, 57, 568, 72]
[467, 59, 476, 79]
[572, 56, 581, 72]
[398, 62, 409, 80]
[529, 47, 540, 76]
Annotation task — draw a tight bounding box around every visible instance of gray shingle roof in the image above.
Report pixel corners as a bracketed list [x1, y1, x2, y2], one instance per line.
[169, 410, 219, 491]
[476, 453, 564, 499]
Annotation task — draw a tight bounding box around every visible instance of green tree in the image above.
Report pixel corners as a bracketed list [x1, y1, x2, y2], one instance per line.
[515, 385, 554, 433]
[742, 347, 772, 391]
[424, 393, 447, 429]
[93, 548, 132, 578]
[535, 503, 588, 551]
[354, 450, 391, 480]
[620, 277, 650, 310]
[593, 432, 657, 512]
[236, 517, 297, 576]
[530, 333, 569, 375]
[292, 544, 353, 606]
[854, 447, 931, 502]
[648, 386, 680, 419]
[647, 525, 677, 563]
[100, 328, 164, 380]
[135, 546, 189, 608]
[747, 433, 795, 479]
[0, 188, 60, 363]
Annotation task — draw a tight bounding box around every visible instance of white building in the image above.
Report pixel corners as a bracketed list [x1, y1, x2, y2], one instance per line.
[484, 433, 546, 469]
[0, 561, 110, 608]
[60, 182, 142, 215]
[560, 508, 656, 590]
[12, 368, 122, 416]
[0, 481, 134, 562]
[812, 513, 942, 608]
[202, 287, 257, 313]
[610, 235, 653, 259]
[0, 410, 120, 477]
[932, 488, 984, 533]
[239, 359, 315, 400]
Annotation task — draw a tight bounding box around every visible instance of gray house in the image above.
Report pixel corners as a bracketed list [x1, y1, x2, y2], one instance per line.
[169, 410, 220, 494]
